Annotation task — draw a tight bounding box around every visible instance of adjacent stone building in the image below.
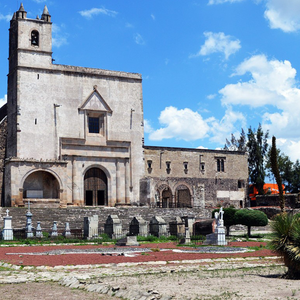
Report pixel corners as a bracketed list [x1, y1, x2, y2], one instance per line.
[140, 146, 248, 208]
[1, 4, 248, 209]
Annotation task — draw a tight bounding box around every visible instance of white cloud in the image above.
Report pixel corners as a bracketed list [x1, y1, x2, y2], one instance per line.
[280, 139, 300, 162]
[151, 14, 155, 21]
[0, 95, 7, 108]
[207, 94, 217, 100]
[0, 13, 12, 22]
[191, 32, 241, 60]
[209, 108, 246, 144]
[148, 106, 210, 141]
[144, 119, 154, 134]
[79, 7, 118, 19]
[52, 24, 68, 48]
[264, 0, 300, 32]
[134, 33, 145, 45]
[208, 0, 245, 5]
[220, 54, 295, 107]
[218, 54, 300, 161]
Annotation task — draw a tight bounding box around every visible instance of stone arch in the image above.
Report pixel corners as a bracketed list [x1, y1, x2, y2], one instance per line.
[174, 183, 193, 208]
[22, 170, 60, 199]
[31, 30, 39, 46]
[83, 166, 109, 206]
[155, 183, 173, 208]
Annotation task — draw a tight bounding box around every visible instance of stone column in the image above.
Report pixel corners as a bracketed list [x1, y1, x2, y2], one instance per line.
[116, 160, 121, 204]
[72, 157, 81, 206]
[125, 158, 130, 205]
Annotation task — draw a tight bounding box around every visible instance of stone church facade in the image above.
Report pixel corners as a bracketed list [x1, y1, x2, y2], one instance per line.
[2, 5, 248, 209]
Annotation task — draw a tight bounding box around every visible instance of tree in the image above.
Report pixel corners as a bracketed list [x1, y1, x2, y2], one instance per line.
[234, 209, 268, 237]
[212, 207, 237, 236]
[224, 128, 247, 151]
[270, 136, 285, 212]
[266, 148, 300, 194]
[247, 124, 269, 195]
[270, 213, 300, 278]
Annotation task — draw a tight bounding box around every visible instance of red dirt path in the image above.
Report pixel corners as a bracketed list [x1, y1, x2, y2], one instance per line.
[0, 242, 276, 267]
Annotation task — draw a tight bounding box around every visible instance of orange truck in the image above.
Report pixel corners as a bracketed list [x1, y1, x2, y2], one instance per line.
[249, 183, 285, 202]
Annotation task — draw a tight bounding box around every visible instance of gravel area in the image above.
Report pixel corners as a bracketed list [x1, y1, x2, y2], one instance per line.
[0, 241, 296, 299]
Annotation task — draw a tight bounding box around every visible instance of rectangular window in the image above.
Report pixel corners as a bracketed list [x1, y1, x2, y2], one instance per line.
[216, 158, 225, 172]
[88, 117, 100, 133]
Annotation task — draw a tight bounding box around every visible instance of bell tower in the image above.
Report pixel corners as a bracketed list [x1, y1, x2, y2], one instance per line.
[9, 3, 53, 72]
[7, 3, 53, 157]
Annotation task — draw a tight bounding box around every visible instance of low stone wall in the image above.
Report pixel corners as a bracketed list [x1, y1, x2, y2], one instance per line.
[0, 207, 211, 235]
[256, 194, 300, 209]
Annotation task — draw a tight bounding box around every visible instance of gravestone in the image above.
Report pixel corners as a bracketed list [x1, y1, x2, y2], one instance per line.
[149, 216, 167, 237]
[185, 227, 191, 244]
[104, 215, 122, 239]
[169, 216, 185, 237]
[84, 215, 98, 239]
[25, 201, 34, 238]
[181, 216, 195, 236]
[116, 236, 139, 246]
[129, 216, 148, 237]
[64, 222, 71, 237]
[51, 221, 58, 237]
[204, 207, 227, 246]
[2, 209, 13, 241]
[193, 219, 216, 236]
[35, 221, 43, 238]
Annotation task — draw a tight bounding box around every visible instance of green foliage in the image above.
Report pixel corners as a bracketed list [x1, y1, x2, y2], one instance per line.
[224, 128, 247, 151]
[212, 208, 237, 227]
[212, 207, 237, 236]
[266, 146, 300, 194]
[136, 235, 176, 243]
[270, 136, 285, 212]
[234, 209, 268, 227]
[234, 209, 268, 237]
[270, 213, 300, 278]
[247, 124, 269, 195]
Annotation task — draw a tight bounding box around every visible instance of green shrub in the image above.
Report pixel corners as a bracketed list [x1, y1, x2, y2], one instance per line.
[269, 213, 300, 278]
[234, 209, 268, 237]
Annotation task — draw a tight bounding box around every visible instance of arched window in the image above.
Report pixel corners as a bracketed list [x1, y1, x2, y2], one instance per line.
[31, 30, 39, 46]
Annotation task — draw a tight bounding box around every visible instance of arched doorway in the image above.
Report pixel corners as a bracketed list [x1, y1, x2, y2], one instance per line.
[23, 171, 60, 199]
[84, 168, 107, 206]
[161, 187, 172, 208]
[176, 184, 192, 208]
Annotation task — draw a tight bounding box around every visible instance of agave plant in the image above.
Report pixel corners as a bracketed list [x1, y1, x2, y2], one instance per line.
[270, 213, 300, 278]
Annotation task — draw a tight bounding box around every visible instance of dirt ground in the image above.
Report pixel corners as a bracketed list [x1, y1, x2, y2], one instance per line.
[0, 264, 299, 300]
[0, 241, 298, 299]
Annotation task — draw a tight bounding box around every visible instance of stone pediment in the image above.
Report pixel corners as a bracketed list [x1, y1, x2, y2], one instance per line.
[80, 87, 112, 113]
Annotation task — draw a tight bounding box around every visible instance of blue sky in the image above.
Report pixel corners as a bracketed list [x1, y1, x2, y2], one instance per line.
[1, 0, 300, 161]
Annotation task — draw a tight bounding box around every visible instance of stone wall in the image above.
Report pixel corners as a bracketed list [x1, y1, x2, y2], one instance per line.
[0, 207, 211, 234]
[256, 193, 300, 208]
[0, 117, 7, 206]
[141, 146, 248, 209]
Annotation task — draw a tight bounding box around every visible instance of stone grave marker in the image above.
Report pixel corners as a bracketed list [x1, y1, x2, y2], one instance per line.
[35, 221, 43, 238]
[51, 221, 58, 237]
[2, 209, 13, 241]
[104, 215, 122, 239]
[84, 215, 99, 239]
[64, 222, 71, 237]
[149, 216, 167, 237]
[169, 216, 185, 238]
[129, 216, 148, 237]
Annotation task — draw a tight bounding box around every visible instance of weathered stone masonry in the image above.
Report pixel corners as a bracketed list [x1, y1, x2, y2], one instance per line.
[1, 4, 248, 210]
